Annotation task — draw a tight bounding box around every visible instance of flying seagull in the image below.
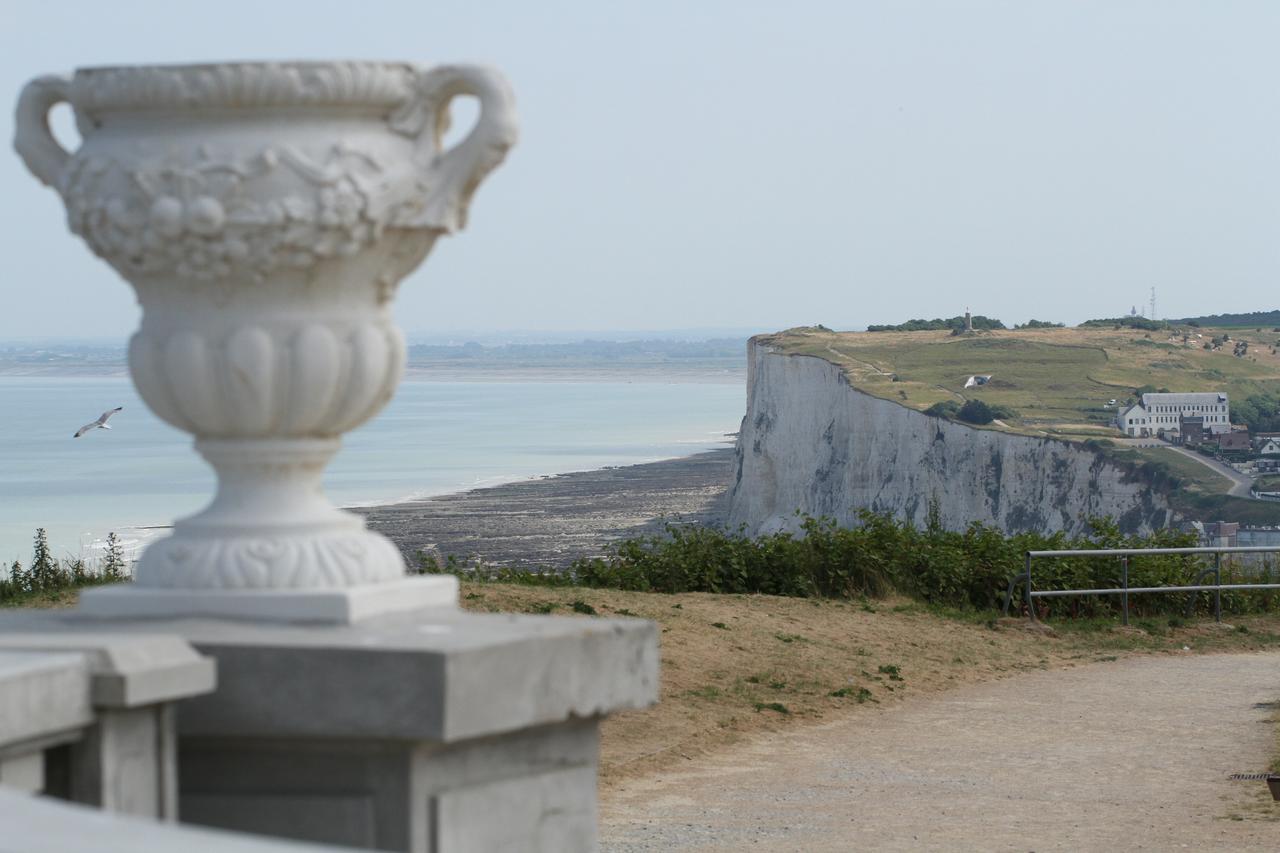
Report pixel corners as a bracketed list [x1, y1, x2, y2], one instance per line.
[963, 375, 992, 389]
[74, 407, 122, 438]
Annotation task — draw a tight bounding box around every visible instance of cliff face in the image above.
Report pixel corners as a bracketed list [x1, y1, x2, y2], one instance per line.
[727, 341, 1171, 536]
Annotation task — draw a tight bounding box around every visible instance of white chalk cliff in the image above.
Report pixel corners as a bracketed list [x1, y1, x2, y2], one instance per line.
[726, 339, 1172, 536]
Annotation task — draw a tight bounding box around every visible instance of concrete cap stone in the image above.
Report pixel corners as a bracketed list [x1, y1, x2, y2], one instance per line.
[0, 633, 216, 709]
[0, 607, 658, 742]
[0, 651, 92, 749]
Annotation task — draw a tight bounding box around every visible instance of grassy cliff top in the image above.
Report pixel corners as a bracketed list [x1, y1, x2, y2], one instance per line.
[760, 325, 1280, 440]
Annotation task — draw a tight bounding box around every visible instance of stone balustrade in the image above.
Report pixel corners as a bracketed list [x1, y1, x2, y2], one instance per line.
[0, 633, 214, 818]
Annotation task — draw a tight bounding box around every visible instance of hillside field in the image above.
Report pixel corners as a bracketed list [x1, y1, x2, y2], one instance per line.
[765, 325, 1280, 439]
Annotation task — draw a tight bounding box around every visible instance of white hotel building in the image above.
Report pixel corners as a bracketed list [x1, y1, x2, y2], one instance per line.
[1116, 392, 1229, 438]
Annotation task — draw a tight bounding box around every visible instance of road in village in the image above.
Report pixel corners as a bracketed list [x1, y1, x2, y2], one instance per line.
[1115, 438, 1255, 498]
[1163, 445, 1256, 498]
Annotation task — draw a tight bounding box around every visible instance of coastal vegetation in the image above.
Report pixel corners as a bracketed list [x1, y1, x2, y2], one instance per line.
[0, 528, 126, 606]
[424, 510, 1279, 620]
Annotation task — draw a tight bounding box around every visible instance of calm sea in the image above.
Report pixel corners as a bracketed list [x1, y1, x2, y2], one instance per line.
[0, 375, 744, 565]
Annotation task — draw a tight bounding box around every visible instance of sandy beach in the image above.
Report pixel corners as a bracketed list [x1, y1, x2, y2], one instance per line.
[357, 448, 735, 569]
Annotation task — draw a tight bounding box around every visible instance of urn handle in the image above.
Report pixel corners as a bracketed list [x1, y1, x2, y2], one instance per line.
[392, 64, 518, 232]
[14, 74, 75, 190]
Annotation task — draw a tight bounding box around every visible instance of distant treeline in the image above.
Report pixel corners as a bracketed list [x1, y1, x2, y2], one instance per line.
[406, 338, 745, 363]
[867, 316, 1005, 333]
[1172, 310, 1280, 328]
[1079, 316, 1166, 331]
[1085, 309, 1280, 330]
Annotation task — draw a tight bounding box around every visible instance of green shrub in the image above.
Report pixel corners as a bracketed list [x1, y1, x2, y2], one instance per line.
[422, 510, 1280, 621]
[925, 400, 960, 419]
[957, 399, 995, 424]
[0, 529, 128, 604]
[753, 701, 790, 714]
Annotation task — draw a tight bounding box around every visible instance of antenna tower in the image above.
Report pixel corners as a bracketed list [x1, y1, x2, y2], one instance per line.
[1150, 287, 1156, 322]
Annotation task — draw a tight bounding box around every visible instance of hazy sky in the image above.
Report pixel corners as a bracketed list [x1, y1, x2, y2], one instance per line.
[1, 1, 1275, 339]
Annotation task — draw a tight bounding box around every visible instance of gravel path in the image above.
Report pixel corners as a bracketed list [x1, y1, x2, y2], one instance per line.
[601, 653, 1280, 851]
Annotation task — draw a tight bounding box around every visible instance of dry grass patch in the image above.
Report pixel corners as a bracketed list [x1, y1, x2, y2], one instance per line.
[0, 587, 80, 609]
[461, 583, 1280, 786]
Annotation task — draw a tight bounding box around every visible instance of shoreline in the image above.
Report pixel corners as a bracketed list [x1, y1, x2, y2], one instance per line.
[72, 446, 736, 572]
[0, 372, 744, 565]
[357, 447, 736, 569]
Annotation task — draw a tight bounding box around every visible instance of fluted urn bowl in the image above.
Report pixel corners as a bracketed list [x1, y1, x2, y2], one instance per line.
[14, 61, 516, 618]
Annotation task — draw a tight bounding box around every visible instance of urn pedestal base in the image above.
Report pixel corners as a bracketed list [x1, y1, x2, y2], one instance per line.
[76, 575, 458, 624]
[0, 603, 659, 852]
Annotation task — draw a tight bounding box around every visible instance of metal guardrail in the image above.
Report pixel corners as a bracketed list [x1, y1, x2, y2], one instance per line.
[1002, 546, 1280, 625]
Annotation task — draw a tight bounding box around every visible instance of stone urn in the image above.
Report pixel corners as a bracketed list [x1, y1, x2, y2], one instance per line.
[14, 61, 517, 621]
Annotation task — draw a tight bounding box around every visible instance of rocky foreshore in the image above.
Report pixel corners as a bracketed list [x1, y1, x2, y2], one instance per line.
[357, 448, 735, 569]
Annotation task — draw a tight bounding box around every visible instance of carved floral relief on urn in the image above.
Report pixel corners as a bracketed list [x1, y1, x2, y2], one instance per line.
[14, 62, 516, 615]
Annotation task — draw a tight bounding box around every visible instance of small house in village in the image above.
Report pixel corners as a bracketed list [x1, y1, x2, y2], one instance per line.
[1217, 431, 1251, 452]
[1116, 391, 1229, 439]
[1255, 435, 1280, 456]
[1179, 415, 1206, 445]
[1181, 521, 1240, 548]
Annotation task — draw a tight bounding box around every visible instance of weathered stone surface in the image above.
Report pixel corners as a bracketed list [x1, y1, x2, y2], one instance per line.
[179, 718, 600, 851]
[0, 607, 657, 850]
[728, 341, 1172, 536]
[0, 607, 656, 742]
[0, 652, 91, 756]
[0, 633, 215, 818]
[0, 633, 215, 708]
[170, 610, 658, 743]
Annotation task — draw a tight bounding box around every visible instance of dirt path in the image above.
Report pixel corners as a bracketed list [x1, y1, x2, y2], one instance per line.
[601, 653, 1280, 851]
